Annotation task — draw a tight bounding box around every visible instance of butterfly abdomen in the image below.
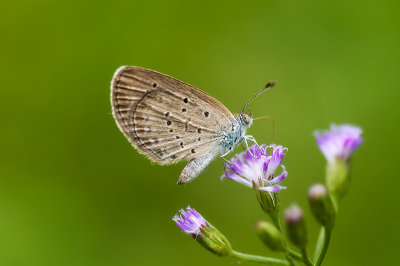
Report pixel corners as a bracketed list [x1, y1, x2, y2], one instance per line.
[177, 150, 220, 184]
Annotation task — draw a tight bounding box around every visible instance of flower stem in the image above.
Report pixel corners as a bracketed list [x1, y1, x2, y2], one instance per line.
[300, 247, 313, 266]
[231, 250, 289, 265]
[287, 250, 302, 261]
[313, 227, 332, 266]
[270, 216, 303, 264]
[273, 217, 302, 259]
[273, 217, 288, 246]
[330, 194, 339, 213]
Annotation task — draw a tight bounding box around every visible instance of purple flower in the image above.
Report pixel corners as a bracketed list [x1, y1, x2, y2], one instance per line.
[173, 206, 207, 236]
[221, 144, 288, 193]
[173, 206, 233, 256]
[314, 124, 363, 162]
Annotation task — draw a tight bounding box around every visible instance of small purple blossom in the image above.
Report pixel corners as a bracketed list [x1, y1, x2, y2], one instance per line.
[173, 206, 207, 235]
[221, 144, 288, 193]
[314, 124, 363, 162]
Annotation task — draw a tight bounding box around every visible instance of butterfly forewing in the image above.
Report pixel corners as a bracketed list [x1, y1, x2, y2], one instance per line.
[111, 66, 236, 164]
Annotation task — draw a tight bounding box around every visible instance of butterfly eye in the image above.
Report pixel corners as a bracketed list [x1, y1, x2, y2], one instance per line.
[242, 114, 250, 125]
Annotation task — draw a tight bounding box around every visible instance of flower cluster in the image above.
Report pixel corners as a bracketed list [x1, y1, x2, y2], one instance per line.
[221, 144, 288, 193]
[172, 124, 363, 265]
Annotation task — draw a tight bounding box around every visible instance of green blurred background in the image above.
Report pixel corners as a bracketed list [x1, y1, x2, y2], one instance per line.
[1, 0, 399, 265]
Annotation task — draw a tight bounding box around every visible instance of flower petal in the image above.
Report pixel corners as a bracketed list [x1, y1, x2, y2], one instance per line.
[221, 172, 252, 187]
[265, 145, 287, 178]
[259, 185, 287, 193]
[173, 206, 207, 235]
[269, 165, 288, 184]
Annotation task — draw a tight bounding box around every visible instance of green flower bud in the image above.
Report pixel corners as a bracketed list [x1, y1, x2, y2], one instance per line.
[326, 159, 349, 199]
[308, 184, 336, 229]
[284, 205, 307, 248]
[253, 180, 280, 221]
[197, 224, 232, 256]
[254, 220, 285, 252]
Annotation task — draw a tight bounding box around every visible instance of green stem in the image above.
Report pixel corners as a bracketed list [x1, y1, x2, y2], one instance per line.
[231, 250, 289, 265]
[313, 227, 332, 266]
[272, 216, 302, 262]
[330, 194, 339, 213]
[273, 217, 288, 247]
[300, 247, 313, 266]
[287, 250, 302, 261]
[285, 256, 296, 266]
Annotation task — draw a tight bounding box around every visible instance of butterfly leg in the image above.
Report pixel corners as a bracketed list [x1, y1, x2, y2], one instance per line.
[240, 140, 255, 157]
[221, 148, 233, 158]
[242, 136, 257, 157]
[244, 135, 259, 147]
[242, 135, 260, 157]
[219, 147, 235, 165]
[221, 157, 230, 164]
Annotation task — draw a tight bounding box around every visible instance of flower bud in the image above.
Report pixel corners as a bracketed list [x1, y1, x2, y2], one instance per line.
[253, 220, 285, 252]
[308, 184, 336, 229]
[197, 224, 232, 256]
[284, 205, 307, 248]
[253, 180, 280, 220]
[173, 206, 232, 256]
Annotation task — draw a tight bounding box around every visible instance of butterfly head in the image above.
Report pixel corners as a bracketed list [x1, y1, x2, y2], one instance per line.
[240, 111, 253, 128]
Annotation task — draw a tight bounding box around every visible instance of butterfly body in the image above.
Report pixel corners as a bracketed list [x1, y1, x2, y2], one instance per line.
[111, 66, 258, 184]
[220, 118, 252, 150]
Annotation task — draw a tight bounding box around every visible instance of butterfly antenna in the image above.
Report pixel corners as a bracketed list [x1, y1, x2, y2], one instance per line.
[242, 81, 275, 113]
[253, 115, 275, 143]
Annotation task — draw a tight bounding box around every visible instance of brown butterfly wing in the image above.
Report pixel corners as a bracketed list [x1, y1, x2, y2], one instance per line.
[111, 66, 236, 164]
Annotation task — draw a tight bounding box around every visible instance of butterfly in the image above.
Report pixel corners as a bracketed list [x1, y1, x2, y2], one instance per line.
[111, 66, 274, 184]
